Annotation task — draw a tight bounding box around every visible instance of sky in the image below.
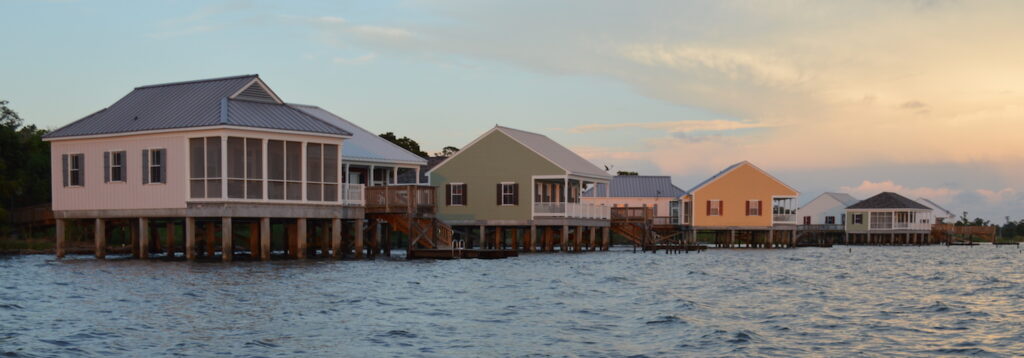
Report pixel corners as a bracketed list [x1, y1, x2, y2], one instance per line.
[2, 0, 1023, 222]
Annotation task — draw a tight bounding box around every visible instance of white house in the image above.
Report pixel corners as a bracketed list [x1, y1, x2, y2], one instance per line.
[916, 197, 957, 224]
[797, 192, 859, 226]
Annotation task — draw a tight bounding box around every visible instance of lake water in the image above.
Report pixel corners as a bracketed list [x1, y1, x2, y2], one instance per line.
[2, 245, 1023, 357]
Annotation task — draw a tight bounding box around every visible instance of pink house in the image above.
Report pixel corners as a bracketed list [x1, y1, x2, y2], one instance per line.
[44, 75, 396, 261]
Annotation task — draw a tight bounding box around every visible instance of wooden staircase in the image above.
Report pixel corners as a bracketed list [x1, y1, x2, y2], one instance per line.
[610, 206, 692, 251]
[371, 213, 453, 249]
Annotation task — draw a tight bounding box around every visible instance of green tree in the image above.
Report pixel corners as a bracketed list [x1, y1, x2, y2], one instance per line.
[0, 100, 51, 227]
[379, 132, 428, 158]
[434, 146, 459, 158]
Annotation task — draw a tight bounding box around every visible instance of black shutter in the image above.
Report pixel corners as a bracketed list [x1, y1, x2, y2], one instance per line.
[496, 183, 502, 205]
[158, 149, 167, 183]
[142, 149, 149, 184]
[61, 154, 68, 187]
[104, 152, 110, 183]
[462, 184, 468, 205]
[445, 184, 451, 206]
[513, 183, 519, 206]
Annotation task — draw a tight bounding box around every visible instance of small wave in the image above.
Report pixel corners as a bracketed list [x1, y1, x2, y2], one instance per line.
[645, 315, 686, 325]
[381, 330, 417, 339]
[0, 303, 23, 310]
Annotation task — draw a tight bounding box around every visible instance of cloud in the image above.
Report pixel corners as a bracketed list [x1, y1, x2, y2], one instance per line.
[332, 53, 377, 65]
[900, 100, 926, 109]
[839, 180, 961, 203]
[569, 119, 773, 134]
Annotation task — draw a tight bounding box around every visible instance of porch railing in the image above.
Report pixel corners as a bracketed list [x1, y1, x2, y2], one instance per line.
[535, 202, 610, 219]
[652, 216, 679, 226]
[365, 185, 436, 214]
[773, 214, 797, 223]
[340, 183, 365, 206]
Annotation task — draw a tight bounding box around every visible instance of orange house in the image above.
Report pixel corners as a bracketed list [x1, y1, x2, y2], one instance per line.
[683, 161, 799, 246]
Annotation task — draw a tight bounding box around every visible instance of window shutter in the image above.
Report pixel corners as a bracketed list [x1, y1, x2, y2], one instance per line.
[104, 152, 110, 183]
[463, 184, 468, 204]
[706, 200, 711, 216]
[720, 200, 724, 216]
[78, 154, 85, 186]
[142, 149, 149, 184]
[757, 201, 763, 216]
[158, 149, 167, 183]
[745, 200, 750, 216]
[61, 154, 68, 187]
[445, 184, 451, 206]
[120, 151, 128, 182]
[513, 183, 519, 205]
[496, 183, 502, 205]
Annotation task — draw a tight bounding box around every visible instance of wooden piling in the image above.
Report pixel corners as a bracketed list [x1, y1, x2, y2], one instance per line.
[479, 225, 486, 249]
[354, 219, 364, 259]
[185, 217, 196, 260]
[529, 224, 537, 252]
[221, 217, 232, 262]
[331, 218, 342, 259]
[589, 227, 596, 251]
[495, 227, 503, 250]
[561, 225, 569, 252]
[575, 226, 583, 253]
[261, 217, 271, 261]
[602, 227, 610, 251]
[55, 219, 66, 259]
[296, 218, 307, 259]
[205, 222, 216, 257]
[139, 218, 149, 259]
[93, 219, 106, 259]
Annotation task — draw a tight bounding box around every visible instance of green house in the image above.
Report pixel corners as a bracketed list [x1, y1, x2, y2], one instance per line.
[428, 126, 612, 252]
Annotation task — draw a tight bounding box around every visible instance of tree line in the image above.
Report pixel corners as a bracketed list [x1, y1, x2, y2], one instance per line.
[0, 100, 51, 223]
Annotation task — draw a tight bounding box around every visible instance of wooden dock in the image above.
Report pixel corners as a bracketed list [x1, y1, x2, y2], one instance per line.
[407, 249, 519, 260]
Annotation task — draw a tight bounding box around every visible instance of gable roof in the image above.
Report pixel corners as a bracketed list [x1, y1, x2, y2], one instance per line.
[917, 197, 957, 219]
[290, 104, 427, 166]
[428, 125, 612, 180]
[44, 75, 350, 139]
[800, 192, 859, 210]
[846, 192, 930, 210]
[688, 161, 798, 195]
[582, 175, 686, 198]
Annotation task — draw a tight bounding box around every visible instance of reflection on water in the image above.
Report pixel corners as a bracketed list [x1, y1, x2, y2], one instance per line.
[1, 246, 1023, 357]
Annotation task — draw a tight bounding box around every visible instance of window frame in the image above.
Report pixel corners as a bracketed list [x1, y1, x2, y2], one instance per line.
[747, 199, 760, 216]
[68, 153, 84, 187]
[853, 213, 863, 225]
[109, 151, 126, 183]
[708, 199, 722, 216]
[500, 182, 516, 206]
[145, 148, 165, 185]
[825, 216, 836, 225]
[450, 182, 466, 206]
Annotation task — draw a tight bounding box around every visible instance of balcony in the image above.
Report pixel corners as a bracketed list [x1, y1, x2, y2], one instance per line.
[365, 185, 436, 215]
[340, 183, 365, 206]
[773, 214, 797, 223]
[535, 202, 610, 220]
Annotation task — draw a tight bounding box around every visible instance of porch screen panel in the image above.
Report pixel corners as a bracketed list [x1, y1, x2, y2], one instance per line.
[323, 144, 338, 201]
[206, 137, 221, 198]
[307, 143, 322, 201]
[227, 137, 245, 199]
[246, 138, 263, 199]
[267, 140, 285, 200]
[189, 136, 222, 198]
[285, 141, 302, 200]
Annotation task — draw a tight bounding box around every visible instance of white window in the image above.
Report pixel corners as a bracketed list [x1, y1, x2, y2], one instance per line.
[853, 213, 863, 225]
[500, 182, 517, 206]
[449, 183, 466, 206]
[189, 137, 222, 198]
[109, 151, 125, 182]
[142, 148, 166, 184]
[825, 216, 836, 224]
[708, 200, 721, 216]
[747, 200, 760, 216]
[67, 153, 84, 187]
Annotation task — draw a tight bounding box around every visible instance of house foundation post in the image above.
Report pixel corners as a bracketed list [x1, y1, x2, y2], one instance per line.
[331, 218, 342, 259]
[260, 217, 271, 261]
[139, 218, 149, 259]
[354, 219, 364, 259]
[185, 217, 196, 260]
[221, 217, 232, 262]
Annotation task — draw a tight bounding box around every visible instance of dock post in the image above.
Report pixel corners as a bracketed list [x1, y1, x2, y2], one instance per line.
[354, 219, 364, 259]
[575, 226, 583, 252]
[296, 218, 307, 259]
[185, 217, 196, 260]
[221, 217, 232, 262]
[529, 224, 537, 252]
[561, 225, 569, 252]
[130, 219, 139, 258]
[165, 220, 176, 258]
[95, 218, 106, 259]
[331, 218, 342, 259]
[479, 225, 486, 249]
[589, 227, 597, 251]
[55, 219, 66, 259]
[602, 227, 610, 251]
[791, 230, 797, 248]
[248, 221, 259, 259]
[495, 226, 503, 250]
[768, 229, 774, 249]
[730, 230, 735, 249]
[139, 218, 149, 259]
[261, 217, 271, 261]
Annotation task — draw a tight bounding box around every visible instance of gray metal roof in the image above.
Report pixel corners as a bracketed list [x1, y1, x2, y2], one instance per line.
[846, 192, 931, 210]
[290, 104, 427, 166]
[495, 126, 611, 180]
[582, 175, 686, 198]
[44, 75, 351, 139]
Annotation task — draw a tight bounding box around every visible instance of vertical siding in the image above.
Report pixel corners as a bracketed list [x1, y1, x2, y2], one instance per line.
[691, 163, 798, 227]
[51, 134, 188, 211]
[431, 130, 564, 222]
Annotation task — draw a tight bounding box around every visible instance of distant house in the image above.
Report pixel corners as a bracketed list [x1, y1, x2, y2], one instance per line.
[844, 192, 933, 244]
[797, 192, 859, 226]
[916, 197, 957, 224]
[684, 161, 800, 247]
[428, 126, 612, 252]
[582, 175, 687, 224]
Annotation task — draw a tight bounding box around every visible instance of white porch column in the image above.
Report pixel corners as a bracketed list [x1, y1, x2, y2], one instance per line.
[369, 165, 376, 187]
[414, 167, 421, 185]
[392, 167, 398, 185]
